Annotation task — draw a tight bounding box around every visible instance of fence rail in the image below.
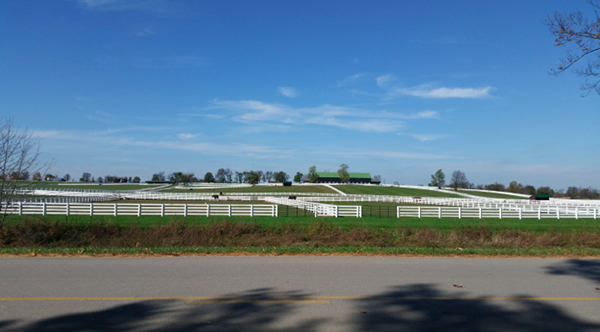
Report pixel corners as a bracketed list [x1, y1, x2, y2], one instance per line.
[1, 202, 278, 217]
[397, 206, 599, 219]
[264, 197, 361, 217]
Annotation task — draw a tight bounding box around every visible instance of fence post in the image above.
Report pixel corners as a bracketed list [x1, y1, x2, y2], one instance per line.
[161, 204, 165, 217]
[114, 204, 117, 216]
[575, 207, 578, 220]
[19, 202, 23, 216]
[418, 206, 421, 218]
[519, 208, 522, 220]
[90, 203, 94, 216]
[184, 204, 188, 217]
[438, 207, 441, 219]
[206, 204, 210, 217]
[138, 204, 141, 217]
[42, 202, 46, 216]
[250, 204, 254, 217]
[458, 207, 461, 219]
[557, 208, 560, 219]
[358, 205, 362, 218]
[499, 208, 502, 219]
[66, 203, 70, 216]
[538, 207, 541, 220]
[397, 206, 400, 218]
[595, 208, 597, 219]
[274, 205, 278, 217]
[228, 205, 231, 217]
[335, 205, 339, 218]
[479, 207, 482, 219]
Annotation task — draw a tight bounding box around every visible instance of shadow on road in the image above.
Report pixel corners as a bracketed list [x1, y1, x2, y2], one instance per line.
[545, 258, 600, 284]
[1, 285, 599, 331]
[0, 288, 325, 332]
[352, 283, 599, 332]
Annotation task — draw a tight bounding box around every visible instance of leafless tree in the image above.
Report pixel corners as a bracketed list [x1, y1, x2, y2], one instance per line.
[547, 0, 600, 95]
[450, 170, 469, 191]
[0, 117, 47, 224]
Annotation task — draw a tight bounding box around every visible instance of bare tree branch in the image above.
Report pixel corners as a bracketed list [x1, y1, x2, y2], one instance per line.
[547, 0, 600, 95]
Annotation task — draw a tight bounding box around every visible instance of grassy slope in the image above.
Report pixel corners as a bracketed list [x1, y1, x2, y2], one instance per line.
[165, 185, 336, 194]
[459, 190, 527, 199]
[334, 186, 464, 198]
[27, 183, 163, 191]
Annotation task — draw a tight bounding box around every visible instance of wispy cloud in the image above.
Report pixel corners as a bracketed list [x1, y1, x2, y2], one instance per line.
[208, 100, 439, 133]
[337, 73, 364, 87]
[133, 55, 207, 69]
[76, 0, 188, 17]
[278, 87, 299, 98]
[405, 133, 445, 142]
[177, 133, 199, 140]
[376, 74, 493, 99]
[393, 85, 492, 99]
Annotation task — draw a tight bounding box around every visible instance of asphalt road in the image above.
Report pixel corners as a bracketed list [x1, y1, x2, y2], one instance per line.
[0, 256, 599, 331]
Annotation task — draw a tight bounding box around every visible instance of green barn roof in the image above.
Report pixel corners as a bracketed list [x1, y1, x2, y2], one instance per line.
[316, 172, 372, 178]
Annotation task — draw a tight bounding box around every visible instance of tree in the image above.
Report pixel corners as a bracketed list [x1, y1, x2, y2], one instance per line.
[151, 172, 166, 182]
[429, 169, 445, 189]
[80, 172, 92, 182]
[97, 176, 103, 183]
[215, 168, 227, 183]
[0, 117, 46, 223]
[32, 172, 41, 181]
[246, 171, 260, 185]
[235, 171, 244, 183]
[547, 1, 600, 95]
[450, 170, 469, 191]
[203, 172, 215, 183]
[273, 171, 289, 183]
[133, 176, 141, 183]
[263, 171, 274, 183]
[536, 186, 555, 196]
[293, 172, 303, 182]
[506, 181, 524, 193]
[64, 173, 71, 181]
[337, 163, 350, 183]
[307, 166, 319, 183]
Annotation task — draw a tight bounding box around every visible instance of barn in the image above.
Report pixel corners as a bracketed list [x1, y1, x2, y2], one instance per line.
[314, 172, 375, 184]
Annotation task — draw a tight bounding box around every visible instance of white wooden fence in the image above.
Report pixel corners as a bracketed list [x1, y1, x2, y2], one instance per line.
[264, 197, 362, 217]
[397, 206, 599, 219]
[1, 202, 278, 217]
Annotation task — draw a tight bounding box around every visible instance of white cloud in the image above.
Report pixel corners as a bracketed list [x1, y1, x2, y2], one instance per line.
[407, 134, 444, 142]
[208, 100, 438, 133]
[376, 74, 396, 89]
[395, 86, 492, 99]
[177, 133, 198, 140]
[278, 87, 299, 98]
[336, 73, 364, 87]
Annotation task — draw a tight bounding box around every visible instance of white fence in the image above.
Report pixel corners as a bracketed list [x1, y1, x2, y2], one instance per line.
[397, 206, 599, 219]
[264, 197, 362, 217]
[1, 202, 278, 217]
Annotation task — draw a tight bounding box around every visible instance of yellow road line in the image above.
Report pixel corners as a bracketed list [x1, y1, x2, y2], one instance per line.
[0, 296, 599, 301]
[187, 300, 329, 304]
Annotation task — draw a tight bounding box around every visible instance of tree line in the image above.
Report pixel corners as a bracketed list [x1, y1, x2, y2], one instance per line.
[428, 169, 599, 199]
[149, 169, 290, 185]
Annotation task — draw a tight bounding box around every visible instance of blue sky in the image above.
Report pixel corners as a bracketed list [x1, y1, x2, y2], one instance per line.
[1, 0, 598, 189]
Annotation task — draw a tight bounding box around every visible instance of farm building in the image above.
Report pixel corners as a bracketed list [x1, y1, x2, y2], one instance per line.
[313, 172, 376, 184]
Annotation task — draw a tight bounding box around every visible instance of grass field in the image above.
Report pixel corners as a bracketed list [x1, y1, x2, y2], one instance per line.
[333, 186, 464, 198]
[458, 190, 527, 199]
[4, 214, 599, 233]
[1, 215, 600, 257]
[165, 185, 336, 194]
[26, 183, 163, 191]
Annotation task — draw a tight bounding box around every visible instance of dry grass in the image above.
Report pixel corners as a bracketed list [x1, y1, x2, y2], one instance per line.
[1, 218, 600, 250]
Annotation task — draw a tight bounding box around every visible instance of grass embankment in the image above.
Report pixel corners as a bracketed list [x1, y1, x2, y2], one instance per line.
[2, 215, 600, 256]
[164, 185, 335, 194]
[333, 186, 464, 198]
[458, 190, 527, 199]
[27, 184, 163, 191]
